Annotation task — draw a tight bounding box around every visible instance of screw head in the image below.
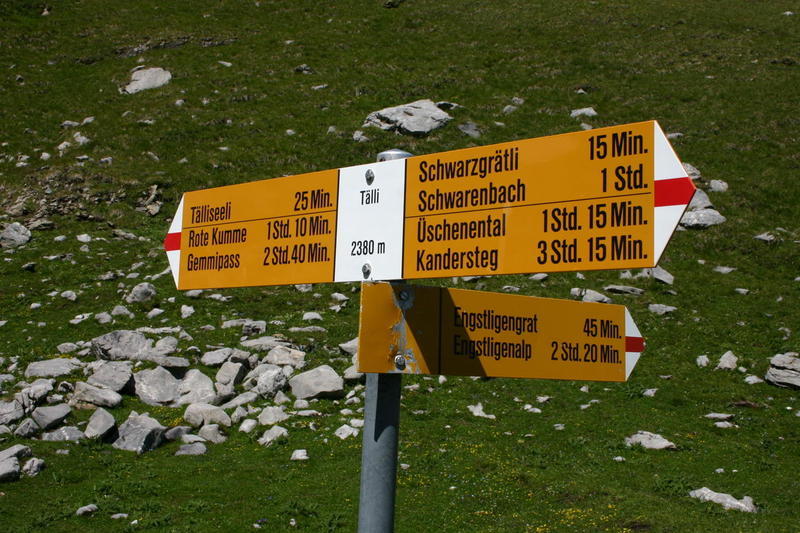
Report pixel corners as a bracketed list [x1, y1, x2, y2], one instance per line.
[399, 290, 409, 301]
[394, 355, 406, 369]
[365, 169, 375, 186]
[361, 263, 372, 279]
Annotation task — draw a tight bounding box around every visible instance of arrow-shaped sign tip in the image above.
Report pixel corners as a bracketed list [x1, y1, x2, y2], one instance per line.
[625, 308, 644, 380]
[164, 196, 184, 288]
[652, 121, 696, 265]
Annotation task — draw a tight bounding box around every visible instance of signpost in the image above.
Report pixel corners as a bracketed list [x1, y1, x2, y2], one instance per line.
[163, 121, 691, 533]
[164, 120, 694, 290]
[358, 282, 644, 382]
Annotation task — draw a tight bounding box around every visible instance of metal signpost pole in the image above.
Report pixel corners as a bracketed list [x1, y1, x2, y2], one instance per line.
[357, 149, 412, 533]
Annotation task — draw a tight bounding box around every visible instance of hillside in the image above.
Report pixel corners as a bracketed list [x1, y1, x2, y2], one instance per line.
[1, 1, 798, 531]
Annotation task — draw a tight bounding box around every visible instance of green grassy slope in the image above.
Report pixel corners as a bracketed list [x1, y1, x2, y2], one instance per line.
[0, 1, 798, 531]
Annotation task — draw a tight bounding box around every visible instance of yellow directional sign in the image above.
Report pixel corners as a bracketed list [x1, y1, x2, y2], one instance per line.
[164, 121, 694, 289]
[357, 282, 645, 382]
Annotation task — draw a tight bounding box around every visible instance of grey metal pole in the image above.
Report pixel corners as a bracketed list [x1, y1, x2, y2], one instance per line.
[357, 148, 412, 533]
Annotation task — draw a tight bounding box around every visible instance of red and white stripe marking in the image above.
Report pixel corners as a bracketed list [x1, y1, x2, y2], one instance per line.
[624, 308, 645, 379]
[653, 121, 696, 264]
[163, 195, 184, 287]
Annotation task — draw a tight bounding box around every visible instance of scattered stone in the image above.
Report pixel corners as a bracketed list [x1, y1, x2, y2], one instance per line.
[363, 99, 452, 136]
[181, 305, 194, 318]
[648, 304, 676, 315]
[352, 130, 369, 142]
[688, 487, 756, 512]
[240, 336, 289, 352]
[458, 122, 481, 138]
[570, 107, 597, 118]
[95, 312, 112, 324]
[642, 388, 658, 397]
[289, 365, 344, 400]
[258, 425, 288, 447]
[681, 208, 726, 229]
[175, 442, 207, 456]
[184, 403, 231, 428]
[134, 366, 180, 406]
[84, 407, 116, 440]
[265, 346, 305, 368]
[91, 330, 153, 360]
[75, 504, 98, 516]
[713, 266, 736, 274]
[0, 457, 20, 482]
[239, 419, 258, 433]
[125, 282, 157, 304]
[24, 358, 82, 379]
[696, 355, 710, 367]
[715, 350, 738, 371]
[290, 449, 309, 461]
[604, 285, 644, 295]
[258, 406, 289, 426]
[467, 403, 496, 420]
[22, 457, 45, 476]
[302, 311, 322, 321]
[88, 361, 133, 393]
[72, 381, 123, 408]
[121, 67, 172, 94]
[709, 180, 728, 192]
[198, 424, 227, 444]
[113, 412, 165, 453]
[334, 424, 359, 440]
[754, 232, 776, 242]
[764, 352, 800, 388]
[570, 288, 611, 303]
[41, 426, 84, 442]
[688, 188, 713, 211]
[31, 403, 71, 430]
[1, 222, 31, 249]
[624, 430, 676, 450]
[744, 375, 764, 385]
[0, 445, 31, 463]
[0, 400, 25, 425]
[14, 418, 40, 438]
[216, 361, 246, 387]
[339, 337, 358, 356]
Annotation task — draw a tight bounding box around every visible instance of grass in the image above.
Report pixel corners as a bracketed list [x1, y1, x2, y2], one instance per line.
[1, 0, 799, 531]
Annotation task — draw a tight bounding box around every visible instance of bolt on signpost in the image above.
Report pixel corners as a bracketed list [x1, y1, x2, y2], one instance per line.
[163, 122, 694, 533]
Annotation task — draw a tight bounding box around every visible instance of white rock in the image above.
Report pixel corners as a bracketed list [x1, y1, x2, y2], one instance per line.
[334, 424, 359, 440]
[258, 425, 288, 446]
[648, 304, 677, 315]
[688, 487, 757, 512]
[363, 99, 452, 136]
[715, 350, 738, 370]
[181, 305, 195, 319]
[467, 403, 496, 420]
[570, 107, 597, 118]
[624, 430, 676, 450]
[122, 67, 172, 94]
[290, 449, 309, 461]
[696, 355, 710, 367]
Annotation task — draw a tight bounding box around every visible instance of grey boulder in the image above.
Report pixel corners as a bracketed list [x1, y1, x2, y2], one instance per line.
[134, 366, 180, 406]
[176, 369, 216, 406]
[91, 330, 153, 361]
[22, 457, 45, 476]
[88, 361, 133, 393]
[84, 407, 116, 440]
[689, 487, 757, 512]
[31, 403, 71, 430]
[0, 457, 20, 482]
[41, 426, 84, 442]
[265, 346, 306, 369]
[184, 402, 231, 428]
[121, 67, 172, 95]
[24, 358, 82, 379]
[71, 381, 123, 408]
[113, 412, 165, 453]
[124, 282, 157, 303]
[765, 352, 800, 388]
[216, 361, 246, 387]
[175, 442, 207, 456]
[0, 400, 25, 425]
[1, 222, 31, 248]
[289, 365, 344, 400]
[363, 99, 452, 136]
[680, 208, 726, 229]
